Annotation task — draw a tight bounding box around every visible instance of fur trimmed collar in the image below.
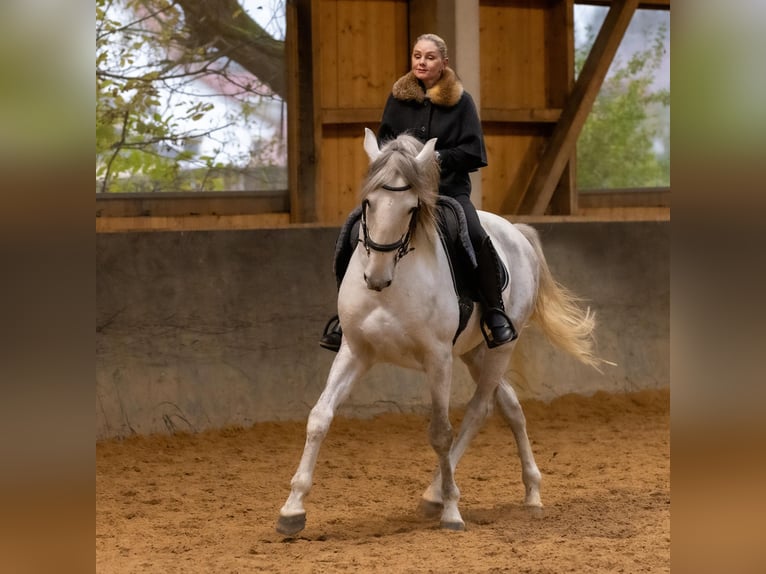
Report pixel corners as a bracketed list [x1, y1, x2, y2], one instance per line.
[391, 67, 463, 107]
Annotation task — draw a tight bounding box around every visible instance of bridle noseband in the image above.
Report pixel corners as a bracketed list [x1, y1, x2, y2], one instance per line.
[360, 183, 419, 262]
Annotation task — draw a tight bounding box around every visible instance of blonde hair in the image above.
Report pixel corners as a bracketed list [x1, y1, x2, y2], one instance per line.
[415, 33, 448, 60]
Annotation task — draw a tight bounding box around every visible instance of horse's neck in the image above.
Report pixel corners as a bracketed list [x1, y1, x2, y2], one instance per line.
[402, 224, 451, 286]
[411, 224, 443, 263]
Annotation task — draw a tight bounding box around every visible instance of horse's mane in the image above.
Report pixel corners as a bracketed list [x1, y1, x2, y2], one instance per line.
[361, 134, 440, 232]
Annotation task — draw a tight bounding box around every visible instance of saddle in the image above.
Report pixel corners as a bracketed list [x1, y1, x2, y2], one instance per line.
[333, 196, 508, 344]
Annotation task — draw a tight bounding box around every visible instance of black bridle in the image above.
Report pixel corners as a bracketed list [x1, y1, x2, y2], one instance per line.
[360, 183, 419, 262]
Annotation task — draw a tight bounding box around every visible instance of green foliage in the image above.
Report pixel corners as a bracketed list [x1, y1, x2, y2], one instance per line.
[575, 21, 669, 189]
[96, 0, 285, 193]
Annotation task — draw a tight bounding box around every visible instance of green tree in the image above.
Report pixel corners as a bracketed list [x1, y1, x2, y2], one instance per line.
[96, 0, 286, 193]
[575, 19, 669, 189]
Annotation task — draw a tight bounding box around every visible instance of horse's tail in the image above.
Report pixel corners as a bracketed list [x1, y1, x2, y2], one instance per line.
[516, 224, 603, 371]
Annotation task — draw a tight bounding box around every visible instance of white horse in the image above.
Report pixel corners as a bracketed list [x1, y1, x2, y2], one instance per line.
[277, 128, 600, 535]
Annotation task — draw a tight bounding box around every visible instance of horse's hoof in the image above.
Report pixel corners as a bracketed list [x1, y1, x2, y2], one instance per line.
[524, 490, 542, 508]
[524, 504, 544, 518]
[440, 520, 466, 531]
[276, 513, 306, 536]
[418, 499, 443, 518]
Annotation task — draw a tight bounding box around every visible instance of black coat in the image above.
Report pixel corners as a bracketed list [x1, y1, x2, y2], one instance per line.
[378, 68, 487, 198]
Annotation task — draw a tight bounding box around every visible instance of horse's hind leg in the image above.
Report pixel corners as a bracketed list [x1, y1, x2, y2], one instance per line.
[277, 349, 370, 536]
[495, 378, 542, 507]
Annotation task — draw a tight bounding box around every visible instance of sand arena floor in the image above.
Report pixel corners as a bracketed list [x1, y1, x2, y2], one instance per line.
[96, 388, 669, 573]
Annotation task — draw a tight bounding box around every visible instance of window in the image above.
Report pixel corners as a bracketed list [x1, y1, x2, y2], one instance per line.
[96, 0, 287, 195]
[574, 5, 669, 191]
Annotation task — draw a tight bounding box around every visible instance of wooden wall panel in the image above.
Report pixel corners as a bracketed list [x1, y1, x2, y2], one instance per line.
[318, 0, 408, 113]
[318, 0, 339, 109]
[545, 0, 575, 107]
[315, 0, 408, 224]
[480, 1, 549, 109]
[320, 124, 377, 223]
[336, 2, 404, 108]
[318, 124, 340, 220]
[479, 0, 574, 215]
[483, 125, 551, 214]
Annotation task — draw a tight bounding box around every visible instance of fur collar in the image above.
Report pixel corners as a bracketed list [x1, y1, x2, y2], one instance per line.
[391, 67, 463, 107]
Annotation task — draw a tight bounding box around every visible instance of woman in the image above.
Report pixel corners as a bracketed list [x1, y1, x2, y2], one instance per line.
[320, 33, 516, 351]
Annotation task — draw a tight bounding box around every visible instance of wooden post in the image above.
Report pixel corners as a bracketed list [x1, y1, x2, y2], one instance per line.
[287, 0, 318, 223]
[519, 0, 638, 214]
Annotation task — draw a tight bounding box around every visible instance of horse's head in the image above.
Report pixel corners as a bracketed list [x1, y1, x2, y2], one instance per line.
[359, 128, 440, 291]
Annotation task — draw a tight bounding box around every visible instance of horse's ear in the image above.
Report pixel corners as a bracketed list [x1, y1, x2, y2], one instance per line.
[415, 137, 438, 166]
[363, 127, 381, 163]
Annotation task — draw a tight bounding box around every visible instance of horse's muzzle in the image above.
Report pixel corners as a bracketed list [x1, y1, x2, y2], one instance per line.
[364, 273, 391, 292]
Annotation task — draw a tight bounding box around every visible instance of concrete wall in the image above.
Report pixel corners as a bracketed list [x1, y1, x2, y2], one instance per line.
[96, 221, 668, 439]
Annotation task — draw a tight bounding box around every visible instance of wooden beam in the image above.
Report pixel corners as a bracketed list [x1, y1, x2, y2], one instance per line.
[287, 0, 318, 223]
[481, 108, 562, 123]
[96, 213, 291, 233]
[579, 187, 670, 208]
[545, 0, 577, 215]
[320, 108, 383, 125]
[578, 0, 669, 9]
[519, 0, 638, 214]
[310, 0, 325, 223]
[96, 192, 289, 217]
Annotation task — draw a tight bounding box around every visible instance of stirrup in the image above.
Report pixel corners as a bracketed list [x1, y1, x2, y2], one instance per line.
[480, 308, 518, 348]
[319, 315, 342, 352]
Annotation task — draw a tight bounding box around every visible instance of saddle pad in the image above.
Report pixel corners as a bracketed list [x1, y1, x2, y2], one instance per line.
[435, 197, 480, 342]
[435, 196, 477, 268]
[435, 197, 510, 343]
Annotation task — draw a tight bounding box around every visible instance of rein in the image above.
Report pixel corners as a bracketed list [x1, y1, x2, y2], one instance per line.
[360, 183, 419, 262]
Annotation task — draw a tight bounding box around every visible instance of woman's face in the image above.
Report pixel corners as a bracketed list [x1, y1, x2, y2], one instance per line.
[411, 40, 446, 89]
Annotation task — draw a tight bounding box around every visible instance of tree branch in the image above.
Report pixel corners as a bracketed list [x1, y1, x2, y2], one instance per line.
[172, 0, 285, 98]
[101, 110, 131, 194]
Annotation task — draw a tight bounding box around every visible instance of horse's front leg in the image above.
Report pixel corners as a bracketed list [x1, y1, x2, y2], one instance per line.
[421, 376, 542, 511]
[425, 350, 464, 530]
[276, 347, 370, 536]
[420, 380, 498, 514]
[421, 345, 507, 514]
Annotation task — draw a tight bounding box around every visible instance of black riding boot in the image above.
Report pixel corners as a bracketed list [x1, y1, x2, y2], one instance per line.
[319, 210, 361, 352]
[476, 236, 518, 348]
[319, 314, 343, 351]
